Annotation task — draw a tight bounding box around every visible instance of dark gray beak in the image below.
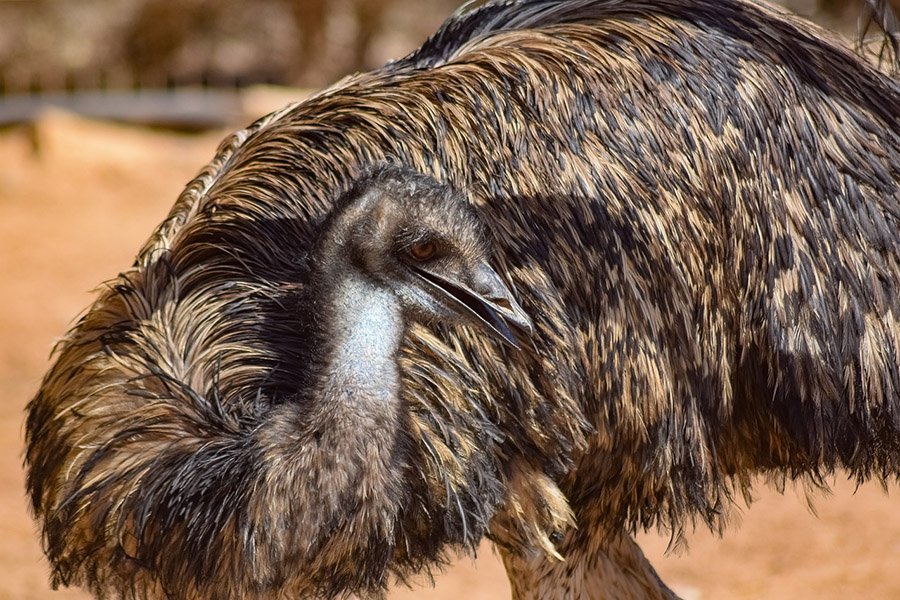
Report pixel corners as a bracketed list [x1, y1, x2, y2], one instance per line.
[414, 262, 534, 348]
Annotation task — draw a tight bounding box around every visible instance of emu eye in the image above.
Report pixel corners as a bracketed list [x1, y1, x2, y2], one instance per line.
[408, 240, 437, 261]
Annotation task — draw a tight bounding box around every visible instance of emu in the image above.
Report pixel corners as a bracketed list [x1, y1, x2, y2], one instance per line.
[25, 0, 900, 598]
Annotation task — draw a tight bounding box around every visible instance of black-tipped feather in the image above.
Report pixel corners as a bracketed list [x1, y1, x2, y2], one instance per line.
[24, 0, 900, 599]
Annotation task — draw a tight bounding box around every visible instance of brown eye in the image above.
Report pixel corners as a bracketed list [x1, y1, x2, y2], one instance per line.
[408, 241, 437, 261]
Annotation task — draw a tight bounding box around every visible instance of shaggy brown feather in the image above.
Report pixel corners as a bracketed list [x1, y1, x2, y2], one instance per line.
[25, 0, 900, 598]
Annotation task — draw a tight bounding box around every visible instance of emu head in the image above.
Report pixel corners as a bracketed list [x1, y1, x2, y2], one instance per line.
[313, 165, 533, 346]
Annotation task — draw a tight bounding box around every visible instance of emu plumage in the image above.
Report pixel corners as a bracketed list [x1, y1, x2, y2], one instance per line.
[25, 0, 900, 598]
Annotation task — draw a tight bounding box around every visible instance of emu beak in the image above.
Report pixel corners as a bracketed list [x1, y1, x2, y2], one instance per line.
[415, 262, 534, 348]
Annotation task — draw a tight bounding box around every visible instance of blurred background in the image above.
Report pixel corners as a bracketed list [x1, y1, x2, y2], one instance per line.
[0, 0, 881, 95]
[2, 1, 900, 599]
[0, 0, 460, 91]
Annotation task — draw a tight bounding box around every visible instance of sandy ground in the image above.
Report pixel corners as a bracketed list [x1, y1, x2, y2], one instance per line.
[2, 105, 900, 600]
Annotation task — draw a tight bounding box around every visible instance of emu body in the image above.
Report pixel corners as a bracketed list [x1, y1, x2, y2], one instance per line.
[25, 0, 900, 598]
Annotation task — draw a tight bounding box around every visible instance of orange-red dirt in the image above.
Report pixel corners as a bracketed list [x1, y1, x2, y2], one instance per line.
[2, 107, 900, 600]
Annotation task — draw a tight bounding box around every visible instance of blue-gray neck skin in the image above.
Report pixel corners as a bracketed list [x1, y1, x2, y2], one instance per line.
[315, 267, 404, 413]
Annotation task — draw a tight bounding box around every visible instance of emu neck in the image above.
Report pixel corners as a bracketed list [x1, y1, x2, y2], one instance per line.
[250, 262, 408, 580]
[312, 266, 404, 413]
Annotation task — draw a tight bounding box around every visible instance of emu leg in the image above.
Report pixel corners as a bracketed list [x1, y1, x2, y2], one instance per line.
[499, 532, 679, 600]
